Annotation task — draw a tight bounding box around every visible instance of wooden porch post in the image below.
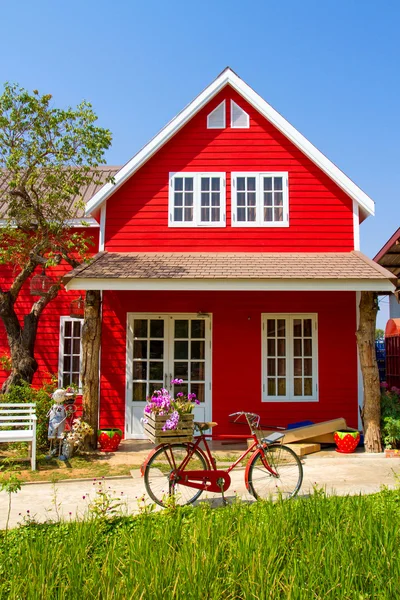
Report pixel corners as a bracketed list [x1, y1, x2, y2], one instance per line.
[81, 290, 101, 450]
[356, 290, 382, 453]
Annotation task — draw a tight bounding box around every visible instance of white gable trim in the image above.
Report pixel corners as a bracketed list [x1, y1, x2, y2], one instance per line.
[85, 68, 375, 217]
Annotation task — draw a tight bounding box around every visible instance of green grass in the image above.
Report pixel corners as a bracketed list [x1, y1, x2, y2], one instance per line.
[1, 488, 400, 599]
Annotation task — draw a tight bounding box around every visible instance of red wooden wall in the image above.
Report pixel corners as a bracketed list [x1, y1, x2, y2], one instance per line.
[100, 290, 359, 434]
[104, 86, 355, 253]
[0, 229, 99, 389]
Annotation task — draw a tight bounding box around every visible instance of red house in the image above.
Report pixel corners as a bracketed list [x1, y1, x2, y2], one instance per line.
[1, 68, 395, 438]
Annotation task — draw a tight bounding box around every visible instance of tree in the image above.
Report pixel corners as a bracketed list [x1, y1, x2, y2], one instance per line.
[356, 291, 382, 452]
[0, 83, 112, 395]
[375, 328, 385, 341]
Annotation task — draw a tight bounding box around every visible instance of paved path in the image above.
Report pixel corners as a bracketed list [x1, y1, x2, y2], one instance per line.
[1, 452, 399, 529]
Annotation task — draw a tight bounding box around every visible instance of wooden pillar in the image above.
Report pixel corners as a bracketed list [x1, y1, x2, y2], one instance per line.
[356, 291, 382, 452]
[81, 290, 101, 450]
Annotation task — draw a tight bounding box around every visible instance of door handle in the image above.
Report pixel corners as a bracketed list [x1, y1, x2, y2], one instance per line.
[164, 373, 168, 388]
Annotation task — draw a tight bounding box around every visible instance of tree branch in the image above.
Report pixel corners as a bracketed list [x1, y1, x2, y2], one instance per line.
[30, 282, 62, 320]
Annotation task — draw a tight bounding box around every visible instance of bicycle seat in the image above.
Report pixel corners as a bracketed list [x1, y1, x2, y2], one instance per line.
[194, 421, 218, 431]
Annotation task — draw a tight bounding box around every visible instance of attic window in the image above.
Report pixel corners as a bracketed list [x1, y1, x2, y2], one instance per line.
[207, 101, 226, 129]
[231, 100, 249, 128]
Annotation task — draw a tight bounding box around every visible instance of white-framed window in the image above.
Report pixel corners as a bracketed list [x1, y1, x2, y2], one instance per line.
[169, 172, 226, 227]
[207, 100, 226, 129]
[59, 317, 82, 389]
[231, 100, 249, 128]
[262, 314, 318, 402]
[231, 172, 289, 227]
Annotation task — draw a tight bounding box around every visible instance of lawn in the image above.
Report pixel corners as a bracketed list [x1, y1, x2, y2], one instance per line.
[0, 488, 399, 599]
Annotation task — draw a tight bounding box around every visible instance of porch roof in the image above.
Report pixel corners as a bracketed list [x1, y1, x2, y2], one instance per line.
[64, 251, 395, 292]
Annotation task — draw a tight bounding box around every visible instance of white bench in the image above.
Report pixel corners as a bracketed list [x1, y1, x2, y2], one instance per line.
[0, 403, 37, 470]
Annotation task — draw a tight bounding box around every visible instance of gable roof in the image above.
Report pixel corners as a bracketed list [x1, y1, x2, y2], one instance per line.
[374, 228, 400, 292]
[85, 67, 375, 218]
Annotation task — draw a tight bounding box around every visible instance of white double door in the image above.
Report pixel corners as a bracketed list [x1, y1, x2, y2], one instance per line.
[126, 313, 212, 439]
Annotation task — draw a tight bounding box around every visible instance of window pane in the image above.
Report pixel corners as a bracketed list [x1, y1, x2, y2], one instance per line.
[73, 321, 81, 337]
[184, 207, 193, 221]
[191, 320, 205, 338]
[64, 321, 72, 337]
[72, 356, 80, 372]
[133, 361, 147, 380]
[174, 362, 188, 379]
[268, 378, 276, 396]
[304, 359, 312, 376]
[201, 207, 210, 222]
[277, 379, 286, 396]
[174, 192, 183, 207]
[174, 177, 183, 191]
[63, 356, 71, 371]
[150, 320, 164, 338]
[211, 178, 220, 191]
[267, 358, 276, 376]
[211, 192, 220, 206]
[73, 339, 80, 354]
[293, 320, 302, 337]
[248, 193, 256, 206]
[64, 338, 71, 355]
[174, 207, 183, 221]
[237, 192, 246, 206]
[134, 340, 147, 359]
[201, 178, 209, 191]
[211, 207, 220, 222]
[277, 339, 286, 356]
[71, 373, 79, 386]
[278, 358, 286, 376]
[149, 362, 163, 380]
[175, 320, 189, 338]
[294, 358, 302, 376]
[134, 319, 147, 338]
[304, 319, 312, 337]
[275, 192, 283, 206]
[237, 207, 246, 222]
[277, 320, 286, 337]
[265, 207, 273, 222]
[267, 339, 275, 356]
[184, 178, 193, 191]
[63, 374, 70, 388]
[174, 340, 188, 360]
[201, 193, 210, 207]
[184, 193, 193, 207]
[304, 339, 312, 357]
[267, 320, 275, 337]
[263, 177, 272, 191]
[293, 339, 302, 357]
[133, 382, 146, 402]
[264, 192, 273, 207]
[191, 362, 205, 380]
[304, 378, 313, 396]
[294, 379, 302, 396]
[237, 177, 245, 191]
[191, 340, 205, 360]
[191, 383, 204, 403]
[150, 340, 164, 359]
[247, 207, 256, 221]
[274, 207, 283, 221]
[274, 177, 283, 191]
[247, 177, 256, 191]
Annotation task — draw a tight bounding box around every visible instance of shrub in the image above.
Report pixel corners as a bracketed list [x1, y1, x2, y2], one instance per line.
[1, 381, 55, 449]
[381, 385, 400, 448]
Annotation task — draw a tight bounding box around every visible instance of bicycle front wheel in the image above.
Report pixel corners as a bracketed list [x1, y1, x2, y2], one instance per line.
[247, 444, 303, 501]
[144, 443, 208, 507]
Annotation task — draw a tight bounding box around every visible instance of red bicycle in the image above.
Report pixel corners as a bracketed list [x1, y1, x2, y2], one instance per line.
[142, 412, 303, 507]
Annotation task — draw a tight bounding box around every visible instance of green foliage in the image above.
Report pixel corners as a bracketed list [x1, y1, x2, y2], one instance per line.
[1, 381, 54, 449]
[381, 387, 400, 448]
[375, 328, 385, 341]
[1, 490, 400, 598]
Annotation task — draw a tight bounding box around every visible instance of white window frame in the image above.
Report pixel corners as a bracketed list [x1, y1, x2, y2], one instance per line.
[58, 316, 83, 390]
[168, 172, 226, 228]
[261, 313, 318, 402]
[230, 100, 249, 128]
[231, 172, 289, 227]
[207, 100, 226, 129]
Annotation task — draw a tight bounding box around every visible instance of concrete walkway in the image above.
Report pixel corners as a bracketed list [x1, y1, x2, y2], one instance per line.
[1, 449, 399, 529]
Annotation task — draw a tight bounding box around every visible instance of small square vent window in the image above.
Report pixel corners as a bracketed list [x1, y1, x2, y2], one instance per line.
[207, 101, 226, 129]
[231, 100, 249, 128]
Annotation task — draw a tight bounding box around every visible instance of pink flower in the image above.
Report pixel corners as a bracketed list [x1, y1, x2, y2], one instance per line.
[381, 382, 389, 389]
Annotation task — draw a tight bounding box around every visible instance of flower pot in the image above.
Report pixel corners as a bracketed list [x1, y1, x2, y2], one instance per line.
[334, 430, 360, 454]
[385, 449, 400, 458]
[98, 428, 123, 452]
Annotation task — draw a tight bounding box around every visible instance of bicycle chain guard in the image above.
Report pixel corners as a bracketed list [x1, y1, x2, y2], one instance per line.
[174, 469, 231, 493]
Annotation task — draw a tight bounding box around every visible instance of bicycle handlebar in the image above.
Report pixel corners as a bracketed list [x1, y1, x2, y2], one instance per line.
[229, 412, 261, 431]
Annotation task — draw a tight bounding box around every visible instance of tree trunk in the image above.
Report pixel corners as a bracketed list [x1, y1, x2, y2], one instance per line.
[0, 294, 38, 394]
[356, 291, 382, 452]
[81, 290, 101, 450]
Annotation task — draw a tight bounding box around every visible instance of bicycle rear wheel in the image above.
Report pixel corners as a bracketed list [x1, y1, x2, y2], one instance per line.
[144, 443, 208, 507]
[246, 444, 303, 501]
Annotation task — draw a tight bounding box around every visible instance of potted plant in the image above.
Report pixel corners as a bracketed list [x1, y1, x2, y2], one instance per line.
[142, 379, 200, 444]
[61, 419, 94, 459]
[380, 384, 400, 457]
[333, 430, 360, 453]
[98, 428, 123, 452]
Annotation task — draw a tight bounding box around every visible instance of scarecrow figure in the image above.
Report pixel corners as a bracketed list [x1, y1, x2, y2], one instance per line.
[47, 388, 74, 457]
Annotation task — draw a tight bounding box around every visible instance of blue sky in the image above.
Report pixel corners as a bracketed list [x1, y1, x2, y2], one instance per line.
[1, 0, 398, 324]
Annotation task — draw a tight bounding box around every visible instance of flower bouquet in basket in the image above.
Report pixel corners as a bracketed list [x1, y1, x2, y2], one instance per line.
[143, 379, 200, 444]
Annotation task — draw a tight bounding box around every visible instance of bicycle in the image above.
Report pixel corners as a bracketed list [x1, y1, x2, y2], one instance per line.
[142, 411, 303, 507]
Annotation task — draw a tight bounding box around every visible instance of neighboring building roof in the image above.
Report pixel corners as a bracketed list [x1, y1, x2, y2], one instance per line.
[64, 251, 395, 292]
[0, 166, 120, 221]
[85, 67, 375, 219]
[374, 227, 400, 292]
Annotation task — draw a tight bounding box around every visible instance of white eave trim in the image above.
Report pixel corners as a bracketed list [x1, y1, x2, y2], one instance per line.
[85, 68, 375, 217]
[65, 277, 393, 293]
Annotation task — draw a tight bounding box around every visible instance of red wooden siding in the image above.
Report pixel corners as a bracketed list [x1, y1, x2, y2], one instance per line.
[100, 290, 358, 434]
[104, 86, 355, 253]
[0, 229, 99, 388]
